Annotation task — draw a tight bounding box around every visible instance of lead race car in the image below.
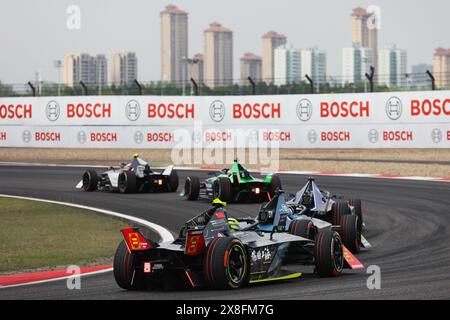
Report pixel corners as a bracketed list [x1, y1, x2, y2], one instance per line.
[113, 197, 364, 291]
[181, 159, 282, 203]
[284, 177, 371, 253]
[76, 154, 179, 193]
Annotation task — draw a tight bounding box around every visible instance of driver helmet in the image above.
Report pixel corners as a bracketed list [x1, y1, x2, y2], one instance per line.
[133, 153, 140, 158]
[228, 218, 240, 231]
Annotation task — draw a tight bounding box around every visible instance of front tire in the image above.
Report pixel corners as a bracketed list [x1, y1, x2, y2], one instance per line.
[269, 175, 282, 197]
[314, 229, 343, 277]
[82, 170, 98, 192]
[204, 237, 249, 289]
[331, 200, 350, 226]
[113, 241, 144, 290]
[118, 171, 137, 194]
[349, 198, 363, 233]
[340, 214, 361, 253]
[289, 219, 316, 240]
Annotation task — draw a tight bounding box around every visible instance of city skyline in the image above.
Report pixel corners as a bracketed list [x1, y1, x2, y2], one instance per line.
[0, 0, 449, 84]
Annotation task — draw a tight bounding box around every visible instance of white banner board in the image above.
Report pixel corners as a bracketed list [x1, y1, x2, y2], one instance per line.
[1, 91, 449, 148]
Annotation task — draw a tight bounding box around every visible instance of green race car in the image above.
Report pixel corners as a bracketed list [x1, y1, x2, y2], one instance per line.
[181, 159, 282, 203]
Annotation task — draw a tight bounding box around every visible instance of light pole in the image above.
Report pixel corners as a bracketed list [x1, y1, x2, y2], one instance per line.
[54, 60, 62, 96]
[182, 56, 187, 96]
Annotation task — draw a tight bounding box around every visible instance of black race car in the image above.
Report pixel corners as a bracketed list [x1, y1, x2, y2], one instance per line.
[113, 196, 364, 290]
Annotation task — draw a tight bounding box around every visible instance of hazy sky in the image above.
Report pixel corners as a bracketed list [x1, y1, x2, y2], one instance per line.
[0, 0, 448, 84]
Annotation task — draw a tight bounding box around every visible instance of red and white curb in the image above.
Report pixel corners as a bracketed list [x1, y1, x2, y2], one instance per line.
[0, 265, 112, 288]
[0, 194, 174, 289]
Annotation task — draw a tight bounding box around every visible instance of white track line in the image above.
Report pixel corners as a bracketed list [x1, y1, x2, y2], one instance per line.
[0, 194, 174, 289]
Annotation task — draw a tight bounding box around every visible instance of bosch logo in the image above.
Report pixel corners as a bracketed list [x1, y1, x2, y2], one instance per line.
[368, 129, 379, 144]
[126, 100, 141, 121]
[385, 97, 403, 120]
[134, 131, 144, 144]
[297, 99, 313, 122]
[77, 131, 87, 144]
[307, 130, 317, 144]
[210, 100, 225, 122]
[45, 101, 60, 121]
[22, 130, 32, 143]
[431, 128, 442, 143]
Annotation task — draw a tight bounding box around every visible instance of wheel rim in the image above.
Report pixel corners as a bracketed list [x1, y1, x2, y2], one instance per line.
[227, 244, 247, 284]
[332, 234, 343, 272]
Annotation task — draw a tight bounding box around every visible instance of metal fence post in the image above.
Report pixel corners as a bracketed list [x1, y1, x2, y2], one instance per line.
[426, 70, 435, 91]
[305, 74, 314, 94]
[79, 81, 88, 95]
[365, 66, 375, 92]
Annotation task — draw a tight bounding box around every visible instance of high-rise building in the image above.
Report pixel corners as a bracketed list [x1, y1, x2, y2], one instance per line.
[432, 48, 450, 89]
[204, 22, 233, 88]
[301, 47, 327, 85]
[160, 4, 188, 83]
[64, 53, 108, 87]
[187, 53, 204, 84]
[240, 52, 262, 85]
[411, 63, 432, 88]
[378, 45, 407, 88]
[351, 8, 378, 76]
[273, 46, 301, 86]
[262, 31, 287, 84]
[111, 52, 138, 85]
[342, 46, 373, 85]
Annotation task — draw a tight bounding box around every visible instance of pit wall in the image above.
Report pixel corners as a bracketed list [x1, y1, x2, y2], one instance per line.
[0, 91, 449, 148]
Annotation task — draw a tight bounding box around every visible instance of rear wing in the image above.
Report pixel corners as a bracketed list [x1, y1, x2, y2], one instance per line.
[121, 228, 157, 252]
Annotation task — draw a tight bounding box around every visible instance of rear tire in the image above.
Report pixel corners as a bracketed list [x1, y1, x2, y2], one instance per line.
[118, 171, 137, 194]
[340, 214, 361, 253]
[269, 175, 282, 196]
[204, 237, 249, 289]
[113, 241, 144, 290]
[314, 229, 343, 277]
[214, 177, 232, 202]
[185, 176, 200, 200]
[168, 169, 179, 192]
[82, 170, 98, 192]
[331, 200, 350, 226]
[289, 219, 316, 240]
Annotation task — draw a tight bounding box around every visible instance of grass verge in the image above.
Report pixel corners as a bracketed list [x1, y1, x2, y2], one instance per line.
[0, 197, 129, 274]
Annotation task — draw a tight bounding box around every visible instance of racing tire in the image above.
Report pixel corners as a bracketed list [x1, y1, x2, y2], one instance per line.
[340, 214, 361, 253]
[214, 177, 232, 203]
[185, 176, 200, 200]
[113, 241, 144, 290]
[168, 169, 179, 192]
[203, 237, 249, 289]
[82, 170, 98, 192]
[289, 219, 316, 240]
[118, 171, 137, 194]
[349, 198, 363, 233]
[331, 200, 350, 226]
[314, 229, 343, 277]
[269, 175, 282, 197]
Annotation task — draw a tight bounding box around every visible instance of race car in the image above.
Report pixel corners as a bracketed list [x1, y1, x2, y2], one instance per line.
[285, 177, 370, 253]
[76, 154, 179, 193]
[181, 159, 281, 203]
[113, 197, 364, 291]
